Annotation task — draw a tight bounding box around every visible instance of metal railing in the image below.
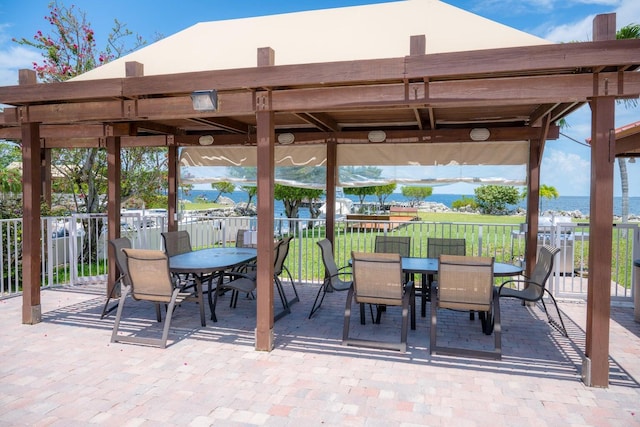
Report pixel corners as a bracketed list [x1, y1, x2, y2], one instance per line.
[0, 214, 637, 304]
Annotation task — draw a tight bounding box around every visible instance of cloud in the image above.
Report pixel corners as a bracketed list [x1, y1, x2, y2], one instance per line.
[541, 148, 591, 196]
[543, 0, 640, 42]
[0, 23, 41, 86]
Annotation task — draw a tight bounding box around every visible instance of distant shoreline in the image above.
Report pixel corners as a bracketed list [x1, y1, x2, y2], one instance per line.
[183, 190, 640, 217]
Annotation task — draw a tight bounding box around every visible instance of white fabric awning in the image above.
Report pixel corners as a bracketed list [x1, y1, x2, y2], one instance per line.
[180, 141, 528, 189]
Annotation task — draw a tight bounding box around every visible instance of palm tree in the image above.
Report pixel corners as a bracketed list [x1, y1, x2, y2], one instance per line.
[540, 184, 559, 213]
[616, 23, 640, 223]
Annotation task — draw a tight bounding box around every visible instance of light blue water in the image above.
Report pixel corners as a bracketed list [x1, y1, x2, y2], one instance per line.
[183, 190, 640, 217]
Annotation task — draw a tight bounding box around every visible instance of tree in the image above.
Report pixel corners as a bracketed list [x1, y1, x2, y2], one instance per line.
[241, 186, 257, 208]
[401, 186, 433, 207]
[274, 184, 323, 219]
[211, 182, 235, 203]
[539, 184, 559, 212]
[615, 23, 640, 223]
[474, 185, 521, 215]
[0, 141, 21, 168]
[373, 183, 397, 210]
[13, 1, 151, 213]
[344, 186, 377, 211]
[13, 1, 152, 261]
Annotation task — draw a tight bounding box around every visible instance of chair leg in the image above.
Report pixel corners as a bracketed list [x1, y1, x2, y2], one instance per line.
[541, 292, 569, 337]
[101, 277, 122, 319]
[342, 286, 355, 344]
[155, 303, 162, 322]
[399, 297, 409, 353]
[429, 283, 438, 354]
[283, 266, 300, 304]
[409, 284, 416, 330]
[308, 280, 329, 319]
[159, 289, 181, 349]
[493, 292, 501, 357]
[111, 286, 130, 344]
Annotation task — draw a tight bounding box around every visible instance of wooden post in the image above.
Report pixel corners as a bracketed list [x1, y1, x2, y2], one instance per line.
[167, 141, 178, 231]
[583, 13, 616, 388]
[525, 116, 550, 276]
[106, 136, 122, 299]
[21, 121, 42, 324]
[255, 47, 276, 351]
[325, 138, 337, 246]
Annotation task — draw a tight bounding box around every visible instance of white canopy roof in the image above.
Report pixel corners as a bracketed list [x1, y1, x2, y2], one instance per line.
[73, 0, 549, 81]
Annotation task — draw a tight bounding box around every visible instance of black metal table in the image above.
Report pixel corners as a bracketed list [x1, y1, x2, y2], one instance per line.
[169, 247, 258, 324]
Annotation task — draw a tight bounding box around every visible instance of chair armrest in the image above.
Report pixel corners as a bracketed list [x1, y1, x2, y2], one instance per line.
[221, 271, 256, 282]
[498, 278, 543, 294]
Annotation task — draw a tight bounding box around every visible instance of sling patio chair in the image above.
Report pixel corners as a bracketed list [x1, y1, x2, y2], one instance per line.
[374, 235, 411, 257]
[210, 269, 257, 321]
[423, 237, 467, 316]
[274, 236, 299, 309]
[101, 237, 132, 319]
[498, 245, 567, 337]
[111, 248, 193, 349]
[430, 254, 501, 360]
[308, 238, 352, 318]
[343, 251, 415, 353]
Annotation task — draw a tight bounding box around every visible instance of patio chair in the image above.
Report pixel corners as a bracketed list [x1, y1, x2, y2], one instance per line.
[101, 237, 132, 319]
[111, 248, 192, 349]
[235, 229, 249, 248]
[161, 230, 199, 289]
[308, 239, 352, 318]
[210, 269, 257, 321]
[430, 254, 501, 360]
[498, 245, 567, 337]
[374, 235, 412, 314]
[343, 251, 415, 353]
[424, 238, 467, 315]
[374, 235, 411, 257]
[274, 236, 299, 308]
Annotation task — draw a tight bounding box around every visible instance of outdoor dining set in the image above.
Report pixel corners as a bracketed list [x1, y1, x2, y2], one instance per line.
[103, 231, 568, 358]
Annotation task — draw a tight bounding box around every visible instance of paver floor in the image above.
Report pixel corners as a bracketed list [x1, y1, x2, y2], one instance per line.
[1, 281, 638, 426]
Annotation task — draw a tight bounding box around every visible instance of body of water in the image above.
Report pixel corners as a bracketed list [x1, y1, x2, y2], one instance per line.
[182, 190, 640, 218]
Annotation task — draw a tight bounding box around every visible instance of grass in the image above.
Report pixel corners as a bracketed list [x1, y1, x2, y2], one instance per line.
[187, 204, 632, 289]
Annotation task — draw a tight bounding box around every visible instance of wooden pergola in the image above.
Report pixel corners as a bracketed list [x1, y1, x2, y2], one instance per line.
[1, 13, 639, 387]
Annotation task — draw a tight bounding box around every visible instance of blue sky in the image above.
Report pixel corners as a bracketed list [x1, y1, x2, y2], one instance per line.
[1, 0, 639, 196]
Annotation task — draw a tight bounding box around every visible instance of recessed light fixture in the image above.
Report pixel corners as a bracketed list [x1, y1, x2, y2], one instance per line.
[277, 133, 295, 144]
[367, 130, 387, 143]
[198, 135, 214, 146]
[469, 128, 490, 141]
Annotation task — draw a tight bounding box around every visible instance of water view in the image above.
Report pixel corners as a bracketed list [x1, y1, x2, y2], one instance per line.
[182, 190, 640, 218]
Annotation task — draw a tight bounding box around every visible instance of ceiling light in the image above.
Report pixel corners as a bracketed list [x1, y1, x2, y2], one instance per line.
[469, 128, 490, 141]
[368, 130, 386, 143]
[629, 157, 636, 163]
[198, 135, 214, 146]
[191, 90, 218, 112]
[277, 133, 295, 145]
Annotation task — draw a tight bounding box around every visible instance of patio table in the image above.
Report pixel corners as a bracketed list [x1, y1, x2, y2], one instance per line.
[169, 247, 258, 323]
[401, 257, 523, 317]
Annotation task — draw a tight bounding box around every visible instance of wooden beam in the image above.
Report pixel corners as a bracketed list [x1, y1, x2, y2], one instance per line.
[615, 133, 640, 155]
[21, 122, 42, 325]
[1, 40, 638, 106]
[2, 72, 638, 126]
